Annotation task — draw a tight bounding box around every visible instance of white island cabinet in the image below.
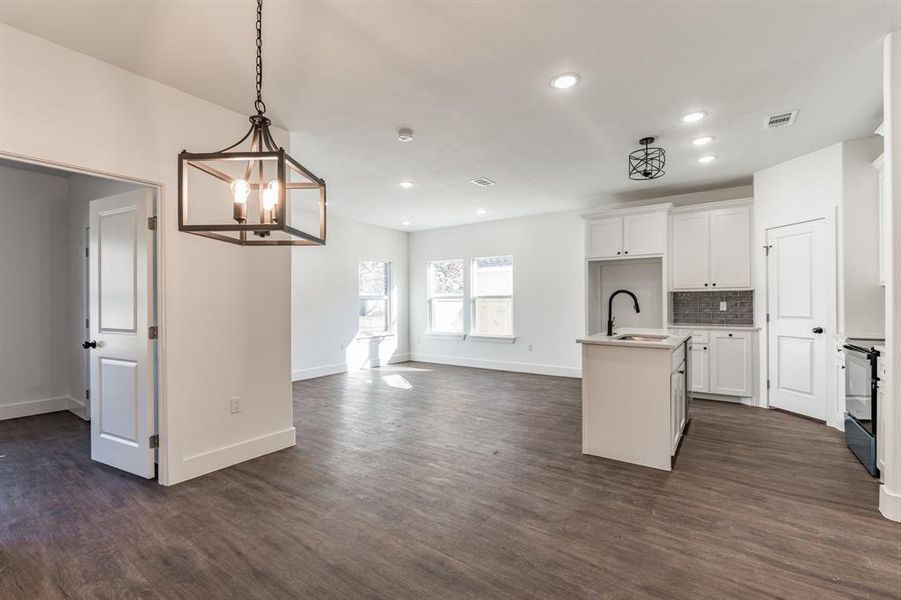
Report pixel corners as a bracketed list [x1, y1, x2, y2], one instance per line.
[578, 328, 690, 471]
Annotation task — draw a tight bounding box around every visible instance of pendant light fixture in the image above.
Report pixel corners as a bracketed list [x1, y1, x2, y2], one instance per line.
[628, 137, 665, 180]
[178, 0, 326, 246]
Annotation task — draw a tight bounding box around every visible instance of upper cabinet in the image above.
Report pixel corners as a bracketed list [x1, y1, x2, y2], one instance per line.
[671, 204, 752, 290]
[585, 209, 667, 259]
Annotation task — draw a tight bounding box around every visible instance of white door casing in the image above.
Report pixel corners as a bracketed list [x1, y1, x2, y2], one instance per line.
[766, 219, 828, 420]
[88, 189, 156, 478]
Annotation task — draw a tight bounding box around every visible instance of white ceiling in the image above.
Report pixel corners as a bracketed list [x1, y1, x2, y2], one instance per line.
[1, 1, 898, 231]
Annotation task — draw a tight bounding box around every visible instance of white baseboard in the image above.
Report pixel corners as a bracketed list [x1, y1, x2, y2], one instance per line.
[292, 362, 348, 381]
[880, 485, 901, 522]
[67, 396, 89, 421]
[177, 426, 296, 484]
[292, 353, 413, 381]
[0, 396, 69, 421]
[409, 353, 581, 378]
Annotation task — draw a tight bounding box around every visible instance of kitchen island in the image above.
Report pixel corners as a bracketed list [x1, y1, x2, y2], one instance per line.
[577, 328, 691, 471]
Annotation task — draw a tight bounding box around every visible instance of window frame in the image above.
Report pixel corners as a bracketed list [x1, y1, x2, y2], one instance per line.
[357, 259, 392, 338]
[470, 255, 515, 340]
[426, 258, 465, 337]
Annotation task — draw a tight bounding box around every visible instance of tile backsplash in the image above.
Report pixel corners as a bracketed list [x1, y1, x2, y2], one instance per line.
[670, 291, 754, 326]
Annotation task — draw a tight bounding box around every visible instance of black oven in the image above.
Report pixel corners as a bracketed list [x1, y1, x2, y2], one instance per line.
[843, 343, 880, 477]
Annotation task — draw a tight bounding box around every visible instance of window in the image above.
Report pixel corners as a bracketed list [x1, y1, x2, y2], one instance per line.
[471, 255, 514, 337]
[358, 260, 390, 336]
[428, 259, 464, 333]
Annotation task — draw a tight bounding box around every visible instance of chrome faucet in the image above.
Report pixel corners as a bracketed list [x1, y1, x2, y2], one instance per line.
[607, 289, 641, 336]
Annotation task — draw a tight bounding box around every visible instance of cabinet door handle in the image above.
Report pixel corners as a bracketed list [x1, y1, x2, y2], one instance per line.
[812, 327, 824, 334]
[617, 251, 621, 255]
[728, 333, 733, 337]
[623, 250, 629, 255]
[712, 282, 716, 287]
[703, 346, 708, 350]
[704, 283, 708, 287]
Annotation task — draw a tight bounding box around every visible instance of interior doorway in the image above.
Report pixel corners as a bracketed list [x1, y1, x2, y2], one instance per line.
[0, 157, 160, 480]
[765, 218, 831, 421]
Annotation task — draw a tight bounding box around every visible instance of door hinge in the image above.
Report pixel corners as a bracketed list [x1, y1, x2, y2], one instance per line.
[766, 379, 770, 390]
[148, 325, 158, 340]
[766, 313, 770, 323]
[85, 246, 89, 258]
[148, 216, 157, 231]
[85, 318, 90, 328]
[85, 388, 90, 400]
[149, 434, 160, 449]
[764, 244, 772, 255]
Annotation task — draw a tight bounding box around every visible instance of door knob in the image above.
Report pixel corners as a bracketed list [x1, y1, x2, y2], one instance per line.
[82, 340, 97, 349]
[812, 327, 824, 334]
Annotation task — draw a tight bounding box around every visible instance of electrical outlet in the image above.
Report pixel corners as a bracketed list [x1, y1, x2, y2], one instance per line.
[719, 301, 727, 312]
[230, 397, 242, 414]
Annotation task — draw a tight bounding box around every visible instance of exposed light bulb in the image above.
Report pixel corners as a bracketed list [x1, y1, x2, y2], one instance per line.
[231, 179, 251, 204]
[262, 180, 279, 210]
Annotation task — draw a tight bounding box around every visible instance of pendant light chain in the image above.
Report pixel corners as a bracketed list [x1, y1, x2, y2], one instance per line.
[254, 0, 266, 115]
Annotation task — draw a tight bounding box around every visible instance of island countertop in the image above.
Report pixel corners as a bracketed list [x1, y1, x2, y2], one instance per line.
[576, 327, 691, 350]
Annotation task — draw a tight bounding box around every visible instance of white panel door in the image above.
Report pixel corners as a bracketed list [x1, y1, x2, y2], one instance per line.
[710, 206, 752, 289]
[587, 217, 622, 258]
[766, 219, 828, 420]
[622, 212, 666, 256]
[709, 331, 752, 396]
[88, 189, 156, 478]
[671, 212, 710, 289]
[689, 343, 708, 393]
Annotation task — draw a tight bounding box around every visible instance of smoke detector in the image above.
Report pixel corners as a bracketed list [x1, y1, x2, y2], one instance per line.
[764, 110, 798, 130]
[470, 177, 496, 187]
[397, 128, 414, 142]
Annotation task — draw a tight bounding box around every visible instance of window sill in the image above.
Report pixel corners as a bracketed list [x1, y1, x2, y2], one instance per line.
[469, 334, 516, 344]
[355, 333, 395, 341]
[425, 332, 466, 341]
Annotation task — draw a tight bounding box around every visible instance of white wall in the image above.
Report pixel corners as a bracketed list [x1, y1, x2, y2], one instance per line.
[65, 174, 143, 419]
[841, 136, 885, 337]
[0, 164, 71, 420]
[0, 24, 293, 484]
[409, 211, 585, 377]
[291, 211, 409, 380]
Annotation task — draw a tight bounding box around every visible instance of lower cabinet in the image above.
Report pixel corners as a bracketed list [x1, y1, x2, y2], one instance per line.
[671, 356, 687, 454]
[679, 329, 754, 399]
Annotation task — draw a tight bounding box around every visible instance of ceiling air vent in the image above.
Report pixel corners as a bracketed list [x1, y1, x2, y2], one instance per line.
[470, 177, 496, 187]
[764, 110, 798, 130]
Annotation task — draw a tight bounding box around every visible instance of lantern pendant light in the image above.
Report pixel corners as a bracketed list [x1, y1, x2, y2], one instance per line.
[628, 137, 666, 181]
[178, 0, 326, 246]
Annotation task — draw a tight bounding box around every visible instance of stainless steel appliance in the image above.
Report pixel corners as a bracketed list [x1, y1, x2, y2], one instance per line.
[843, 343, 880, 477]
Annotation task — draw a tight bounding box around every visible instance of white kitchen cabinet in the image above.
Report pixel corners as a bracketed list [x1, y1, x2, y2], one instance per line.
[587, 217, 622, 259]
[671, 204, 752, 290]
[671, 212, 710, 290]
[622, 212, 667, 257]
[671, 361, 687, 453]
[709, 330, 753, 396]
[709, 207, 752, 288]
[689, 342, 708, 393]
[875, 154, 886, 287]
[585, 211, 666, 259]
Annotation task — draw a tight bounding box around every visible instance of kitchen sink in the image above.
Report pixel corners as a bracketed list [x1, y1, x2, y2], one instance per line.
[615, 334, 669, 341]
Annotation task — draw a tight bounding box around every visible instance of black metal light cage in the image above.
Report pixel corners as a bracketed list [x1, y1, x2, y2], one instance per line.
[628, 137, 665, 181]
[178, 114, 326, 246]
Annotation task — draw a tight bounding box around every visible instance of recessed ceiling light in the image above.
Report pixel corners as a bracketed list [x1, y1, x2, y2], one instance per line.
[697, 155, 717, 164]
[397, 128, 413, 142]
[399, 180, 414, 189]
[475, 208, 487, 215]
[550, 73, 580, 90]
[680, 111, 707, 123]
[401, 220, 411, 226]
[692, 136, 714, 146]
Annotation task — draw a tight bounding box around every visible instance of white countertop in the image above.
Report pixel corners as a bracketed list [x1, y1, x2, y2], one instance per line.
[668, 323, 760, 331]
[577, 328, 691, 349]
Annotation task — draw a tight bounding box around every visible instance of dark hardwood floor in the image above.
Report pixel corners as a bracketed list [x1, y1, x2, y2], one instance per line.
[2, 362, 900, 599]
